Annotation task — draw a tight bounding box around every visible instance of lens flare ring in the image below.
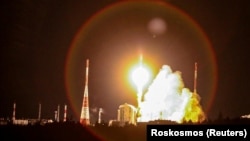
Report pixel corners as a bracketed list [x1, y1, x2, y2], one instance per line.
[64, 0, 218, 139]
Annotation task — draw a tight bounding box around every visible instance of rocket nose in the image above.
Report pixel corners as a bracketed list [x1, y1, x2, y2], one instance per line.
[86, 59, 89, 67]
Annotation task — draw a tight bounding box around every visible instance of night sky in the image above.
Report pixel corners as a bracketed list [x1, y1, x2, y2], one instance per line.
[0, 0, 250, 122]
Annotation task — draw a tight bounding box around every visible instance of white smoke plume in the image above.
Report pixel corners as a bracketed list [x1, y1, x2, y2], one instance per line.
[138, 65, 205, 123]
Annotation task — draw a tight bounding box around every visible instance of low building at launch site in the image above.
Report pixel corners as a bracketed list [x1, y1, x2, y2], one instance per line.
[241, 114, 250, 119]
[115, 103, 137, 126]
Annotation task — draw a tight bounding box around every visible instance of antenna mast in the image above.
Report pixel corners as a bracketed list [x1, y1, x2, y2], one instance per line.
[194, 62, 198, 94]
[80, 59, 90, 125]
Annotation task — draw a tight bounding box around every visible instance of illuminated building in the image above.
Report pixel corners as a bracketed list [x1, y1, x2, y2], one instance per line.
[117, 103, 137, 126]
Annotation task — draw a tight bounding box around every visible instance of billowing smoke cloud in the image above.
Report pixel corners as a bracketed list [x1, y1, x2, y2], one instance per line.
[138, 65, 205, 123]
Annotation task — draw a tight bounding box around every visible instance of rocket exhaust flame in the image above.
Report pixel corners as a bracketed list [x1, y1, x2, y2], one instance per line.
[137, 64, 206, 123]
[131, 54, 150, 118]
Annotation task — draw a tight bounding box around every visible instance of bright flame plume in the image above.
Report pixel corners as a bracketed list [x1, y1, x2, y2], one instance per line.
[131, 54, 150, 109]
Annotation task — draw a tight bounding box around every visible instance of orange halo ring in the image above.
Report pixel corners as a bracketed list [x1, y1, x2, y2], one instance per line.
[64, 0, 218, 138]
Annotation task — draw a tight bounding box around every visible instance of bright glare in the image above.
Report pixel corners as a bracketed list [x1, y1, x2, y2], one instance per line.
[129, 55, 151, 109]
[132, 66, 149, 89]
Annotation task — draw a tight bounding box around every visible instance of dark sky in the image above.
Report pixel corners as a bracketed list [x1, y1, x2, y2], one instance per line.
[0, 0, 250, 122]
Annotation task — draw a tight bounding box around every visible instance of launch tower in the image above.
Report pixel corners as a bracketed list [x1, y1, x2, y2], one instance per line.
[80, 59, 90, 125]
[194, 62, 198, 94]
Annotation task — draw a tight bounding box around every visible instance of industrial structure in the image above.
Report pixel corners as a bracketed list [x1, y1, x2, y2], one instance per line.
[63, 104, 67, 122]
[98, 108, 103, 124]
[57, 105, 60, 122]
[194, 62, 198, 94]
[12, 102, 16, 121]
[38, 103, 41, 121]
[10, 102, 60, 126]
[117, 103, 137, 126]
[80, 59, 90, 125]
[11, 102, 42, 125]
[3, 61, 205, 126]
